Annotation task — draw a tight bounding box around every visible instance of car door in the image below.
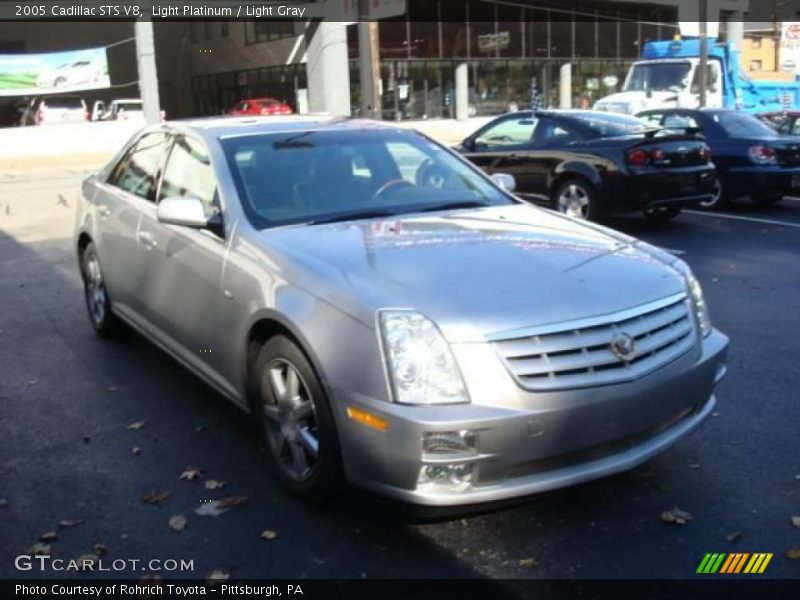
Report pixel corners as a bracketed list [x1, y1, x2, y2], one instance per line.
[527, 116, 586, 201]
[92, 131, 171, 316]
[135, 133, 230, 386]
[461, 114, 538, 194]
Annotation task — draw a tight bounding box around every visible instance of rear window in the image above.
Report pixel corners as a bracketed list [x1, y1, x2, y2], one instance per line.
[569, 112, 650, 138]
[43, 96, 84, 109]
[711, 111, 776, 137]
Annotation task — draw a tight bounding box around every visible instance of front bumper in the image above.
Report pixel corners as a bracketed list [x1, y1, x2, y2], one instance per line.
[336, 329, 728, 506]
[726, 165, 800, 198]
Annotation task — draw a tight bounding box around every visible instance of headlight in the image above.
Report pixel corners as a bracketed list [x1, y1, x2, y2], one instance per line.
[378, 310, 469, 405]
[673, 261, 712, 337]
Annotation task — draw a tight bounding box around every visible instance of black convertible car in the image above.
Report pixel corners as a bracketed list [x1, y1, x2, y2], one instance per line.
[638, 108, 800, 209]
[456, 110, 715, 222]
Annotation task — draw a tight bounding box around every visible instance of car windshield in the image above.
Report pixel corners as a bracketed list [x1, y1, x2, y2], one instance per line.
[711, 111, 777, 137]
[567, 112, 651, 138]
[624, 61, 692, 92]
[45, 96, 83, 109]
[222, 129, 514, 228]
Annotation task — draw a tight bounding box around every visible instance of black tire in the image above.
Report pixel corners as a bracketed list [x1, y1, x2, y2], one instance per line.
[250, 335, 343, 504]
[552, 178, 602, 221]
[698, 175, 728, 211]
[644, 206, 682, 223]
[80, 242, 124, 338]
[752, 193, 783, 207]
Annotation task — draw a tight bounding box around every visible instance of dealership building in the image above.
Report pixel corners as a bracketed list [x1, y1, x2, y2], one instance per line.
[0, 0, 755, 122]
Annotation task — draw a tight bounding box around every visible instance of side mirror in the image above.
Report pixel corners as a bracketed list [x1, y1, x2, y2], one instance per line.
[490, 172, 516, 193]
[157, 196, 211, 228]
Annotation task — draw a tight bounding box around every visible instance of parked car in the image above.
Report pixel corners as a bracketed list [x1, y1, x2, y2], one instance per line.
[20, 95, 88, 126]
[75, 117, 728, 506]
[637, 108, 800, 209]
[228, 97, 293, 116]
[37, 60, 104, 89]
[0, 97, 27, 128]
[456, 110, 716, 222]
[93, 98, 144, 121]
[755, 110, 800, 136]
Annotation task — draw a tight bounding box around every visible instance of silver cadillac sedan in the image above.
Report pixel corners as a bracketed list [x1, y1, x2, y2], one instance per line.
[75, 116, 728, 506]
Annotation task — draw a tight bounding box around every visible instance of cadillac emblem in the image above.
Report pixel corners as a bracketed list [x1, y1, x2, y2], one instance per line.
[610, 332, 636, 361]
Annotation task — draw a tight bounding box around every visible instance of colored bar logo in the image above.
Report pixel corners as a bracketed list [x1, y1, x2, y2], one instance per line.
[696, 553, 773, 574]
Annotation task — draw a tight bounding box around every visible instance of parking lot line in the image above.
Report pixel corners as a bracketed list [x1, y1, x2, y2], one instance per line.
[683, 210, 800, 229]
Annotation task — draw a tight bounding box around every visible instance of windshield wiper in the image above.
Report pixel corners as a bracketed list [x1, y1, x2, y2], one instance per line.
[305, 209, 401, 226]
[418, 201, 492, 212]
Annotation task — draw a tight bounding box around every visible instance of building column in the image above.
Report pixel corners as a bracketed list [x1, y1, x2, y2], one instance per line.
[455, 62, 468, 121]
[305, 21, 351, 116]
[559, 63, 572, 109]
[726, 12, 744, 51]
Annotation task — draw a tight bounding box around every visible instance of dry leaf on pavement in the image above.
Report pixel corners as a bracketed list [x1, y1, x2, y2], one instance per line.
[39, 531, 58, 542]
[168, 514, 187, 533]
[204, 479, 226, 490]
[195, 496, 248, 517]
[791, 516, 800, 528]
[58, 519, 83, 529]
[76, 554, 97, 570]
[27, 542, 50, 555]
[127, 420, 146, 431]
[179, 467, 203, 481]
[660, 507, 693, 525]
[260, 530, 278, 540]
[786, 548, 800, 560]
[141, 491, 170, 506]
[92, 542, 107, 556]
[518, 558, 538, 567]
[726, 531, 741, 542]
[132, 447, 141, 455]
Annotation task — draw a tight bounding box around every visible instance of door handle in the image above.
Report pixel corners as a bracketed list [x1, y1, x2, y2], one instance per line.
[96, 204, 111, 218]
[138, 230, 158, 249]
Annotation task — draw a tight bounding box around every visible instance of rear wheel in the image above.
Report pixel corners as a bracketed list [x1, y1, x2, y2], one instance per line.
[553, 178, 600, 221]
[698, 175, 727, 210]
[80, 242, 124, 338]
[644, 206, 681, 223]
[251, 335, 342, 504]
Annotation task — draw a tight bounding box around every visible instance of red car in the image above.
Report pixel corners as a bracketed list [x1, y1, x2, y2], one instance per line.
[228, 98, 293, 116]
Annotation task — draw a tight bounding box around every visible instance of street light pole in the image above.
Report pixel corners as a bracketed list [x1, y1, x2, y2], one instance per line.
[135, 19, 161, 125]
[699, 0, 708, 108]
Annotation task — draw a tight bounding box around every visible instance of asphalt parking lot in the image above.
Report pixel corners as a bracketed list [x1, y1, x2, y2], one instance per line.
[1, 168, 799, 583]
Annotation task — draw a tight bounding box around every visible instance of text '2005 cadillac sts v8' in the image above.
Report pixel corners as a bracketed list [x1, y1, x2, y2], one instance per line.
[75, 116, 728, 507]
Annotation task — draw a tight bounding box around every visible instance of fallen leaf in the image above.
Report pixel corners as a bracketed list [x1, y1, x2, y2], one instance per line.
[791, 516, 800, 528]
[204, 479, 226, 490]
[168, 514, 187, 533]
[689, 463, 701, 469]
[726, 531, 741, 542]
[786, 548, 800, 560]
[711, 277, 720, 283]
[206, 570, 229, 585]
[518, 558, 538, 567]
[0, 498, 8, 508]
[58, 519, 83, 529]
[194, 424, 206, 432]
[179, 467, 203, 481]
[195, 496, 248, 517]
[76, 554, 97, 569]
[39, 531, 58, 542]
[260, 530, 278, 540]
[107, 385, 119, 392]
[660, 507, 693, 525]
[27, 542, 50, 555]
[141, 491, 170, 506]
[127, 420, 146, 431]
[92, 542, 107, 556]
[132, 447, 141, 455]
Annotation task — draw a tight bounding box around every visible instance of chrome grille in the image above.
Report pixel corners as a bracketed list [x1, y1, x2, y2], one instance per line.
[492, 294, 696, 391]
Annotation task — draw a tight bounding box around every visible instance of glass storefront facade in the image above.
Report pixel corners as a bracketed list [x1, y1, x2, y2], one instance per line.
[190, 0, 678, 119]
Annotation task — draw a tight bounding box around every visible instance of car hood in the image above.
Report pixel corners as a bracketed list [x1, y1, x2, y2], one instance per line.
[263, 205, 686, 342]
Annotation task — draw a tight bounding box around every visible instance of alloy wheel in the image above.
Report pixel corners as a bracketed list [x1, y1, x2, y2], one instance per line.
[83, 254, 107, 325]
[262, 358, 319, 482]
[699, 177, 722, 209]
[557, 183, 590, 219]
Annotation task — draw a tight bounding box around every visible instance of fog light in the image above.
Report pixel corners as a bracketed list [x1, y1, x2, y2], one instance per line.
[423, 430, 477, 456]
[419, 463, 474, 487]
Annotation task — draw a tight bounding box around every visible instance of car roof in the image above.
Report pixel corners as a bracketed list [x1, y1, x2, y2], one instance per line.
[155, 115, 410, 140]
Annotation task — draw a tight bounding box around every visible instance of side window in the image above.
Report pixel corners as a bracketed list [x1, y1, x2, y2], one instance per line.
[534, 119, 580, 146]
[158, 135, 218, 213]
[475, 116, 537, 148]
[107, 132, 170, 202]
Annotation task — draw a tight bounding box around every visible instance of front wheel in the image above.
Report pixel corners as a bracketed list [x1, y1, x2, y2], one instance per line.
[251, 336, 343, 504]
[697, 176, 727, 211]
[80, 242, 124, 338]
[553, 178, 600, 221]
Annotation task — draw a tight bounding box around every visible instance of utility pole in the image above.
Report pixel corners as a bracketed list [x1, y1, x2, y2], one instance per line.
[699, 0, 708, 108]
[135, 20, 161, 124]
[358, 0, 381, 119]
